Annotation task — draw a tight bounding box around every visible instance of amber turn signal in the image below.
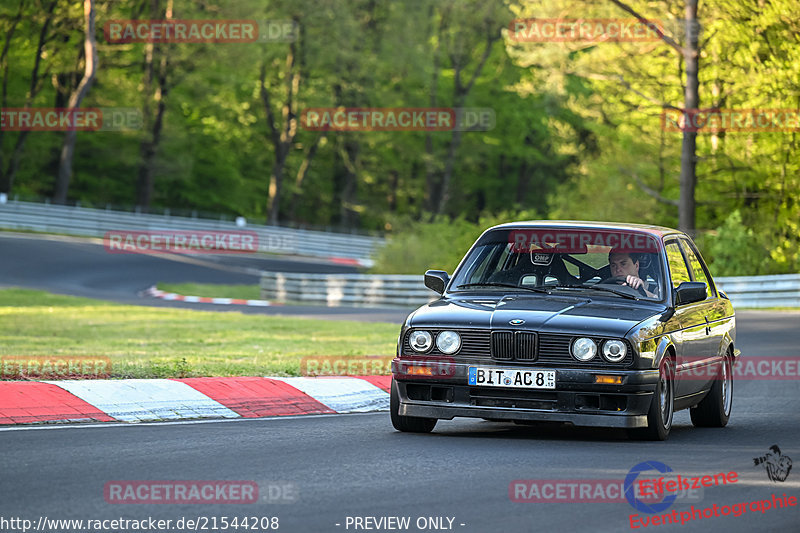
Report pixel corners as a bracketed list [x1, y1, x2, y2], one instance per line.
[594, 375, 623, 384]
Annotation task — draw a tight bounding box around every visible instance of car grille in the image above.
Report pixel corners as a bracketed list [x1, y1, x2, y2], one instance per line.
[402, 329, 633, 367]
[491, 331, 536, 361]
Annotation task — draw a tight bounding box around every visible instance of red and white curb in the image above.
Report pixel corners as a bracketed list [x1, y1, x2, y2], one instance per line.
[0, 376, 391, 425]
[329, 257, 373, 268]
[143, 286, 276, 307]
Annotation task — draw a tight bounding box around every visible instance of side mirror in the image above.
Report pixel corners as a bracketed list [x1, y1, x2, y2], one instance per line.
[424, 270, 449, 294]
[674, 281, 707, 305]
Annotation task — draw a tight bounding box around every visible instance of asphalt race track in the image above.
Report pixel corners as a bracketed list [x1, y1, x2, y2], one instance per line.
[1, 313, 798, 532]
[1, 232, 799, 532]
[0, 233, 411, 322]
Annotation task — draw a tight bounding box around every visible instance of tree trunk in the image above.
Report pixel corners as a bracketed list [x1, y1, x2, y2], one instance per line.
[288, 131, 325, 222]
[54, 0, 96, 204]
[136, 0, 172, 210]
[424, 5, 444, 214]
[436, 126, 464, 215]
[387, 169, 399, 213]
[267, 149, 287, 224]
[679, 0, 699, 235]
[337, 137, 360, 229]
[516, 160, 529, 204]
[433, 26, 498, 216]
[260, 34, 300, 225]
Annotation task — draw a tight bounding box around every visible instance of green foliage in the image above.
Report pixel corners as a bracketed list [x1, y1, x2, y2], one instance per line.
[703, 210, 800, 276]
[703, 211, 769, 276]
[0, 0, 797, 275]
[370, 210, 539, 274]
[156, 283, 260, 300]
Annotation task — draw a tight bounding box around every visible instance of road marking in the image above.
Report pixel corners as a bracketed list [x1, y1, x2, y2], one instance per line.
[0, 411, 380, 432]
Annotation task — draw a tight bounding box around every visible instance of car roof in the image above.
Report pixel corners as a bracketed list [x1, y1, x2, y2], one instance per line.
[487, 220, 683, 238]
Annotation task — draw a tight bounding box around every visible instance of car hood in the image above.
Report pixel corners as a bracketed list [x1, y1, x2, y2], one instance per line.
[409, 294, 664, 338]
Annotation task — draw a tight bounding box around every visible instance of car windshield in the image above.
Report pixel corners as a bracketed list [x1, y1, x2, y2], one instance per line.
[450, 228, 665, 301]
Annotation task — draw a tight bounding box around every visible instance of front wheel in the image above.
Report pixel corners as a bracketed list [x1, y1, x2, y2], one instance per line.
[390, 379, 437, 433]
[690, 351, 733, 427]
[630, 356, 674, 441]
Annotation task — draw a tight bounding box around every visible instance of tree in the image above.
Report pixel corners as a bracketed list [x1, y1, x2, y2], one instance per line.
[259, 27, 300, 225]
[608, 0, 700, 234]
[54, 0, 96, 204]
[135, 0, 173, 210]
[426, 0, 509, 216]
[0, 0, 59, 194]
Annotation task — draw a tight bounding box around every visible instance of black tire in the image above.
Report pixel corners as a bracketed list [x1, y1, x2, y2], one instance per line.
[690, 350, 733, 427]
[630, 356, 674, 441]
[390, 379, 437, 433]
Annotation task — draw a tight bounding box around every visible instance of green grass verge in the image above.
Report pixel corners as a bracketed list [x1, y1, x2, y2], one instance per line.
[0, 288, 398, 379]
[157, 282, 261, 300]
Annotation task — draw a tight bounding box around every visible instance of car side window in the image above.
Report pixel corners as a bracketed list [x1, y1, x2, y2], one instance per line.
[679, 238, 717, 298]
[664, 240, 692, 289]
[464, 244, 506, 284]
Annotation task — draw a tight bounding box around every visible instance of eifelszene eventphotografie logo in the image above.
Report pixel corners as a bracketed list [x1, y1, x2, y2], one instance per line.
[754, 445, 792, 482]
[624, 461, 677, 514]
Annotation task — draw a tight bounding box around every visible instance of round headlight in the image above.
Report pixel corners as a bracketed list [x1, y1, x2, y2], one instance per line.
[602, 340, 627, 362]
[409, 330, 432, 352]
[436, 330, 461, 354]
[572, 337, 597, 361]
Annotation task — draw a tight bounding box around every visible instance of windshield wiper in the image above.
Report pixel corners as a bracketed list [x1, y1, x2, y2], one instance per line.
[455, 282, 551, 294]
[575, 283, 638, 300]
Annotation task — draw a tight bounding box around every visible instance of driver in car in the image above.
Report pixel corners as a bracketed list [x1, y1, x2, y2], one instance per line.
[608, 249, 657, 298]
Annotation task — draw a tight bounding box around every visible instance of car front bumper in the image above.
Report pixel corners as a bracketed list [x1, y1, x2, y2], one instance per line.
[392, 358, 659, 428]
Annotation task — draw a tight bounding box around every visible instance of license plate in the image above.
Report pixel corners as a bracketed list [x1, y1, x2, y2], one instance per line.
[468, 366, 555, 389]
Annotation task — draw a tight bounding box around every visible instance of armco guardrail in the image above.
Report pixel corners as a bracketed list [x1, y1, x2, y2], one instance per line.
[716, 274, 800, 308]
[260, 271, 438, 308]
[260, 271, 800, 309]
[0, 199, 382, 262]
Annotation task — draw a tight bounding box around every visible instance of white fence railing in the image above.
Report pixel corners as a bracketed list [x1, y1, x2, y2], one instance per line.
[716, 274, 800, 309]
[260, 271, 800, 309]
[0, 199, 382, 263]
[260, 271, 438, 308]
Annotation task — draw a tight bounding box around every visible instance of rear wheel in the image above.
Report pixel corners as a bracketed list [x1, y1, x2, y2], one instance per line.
[690, 350, 733, 427]
[390, 379, 437, 433]
[630, 355, 674, 441]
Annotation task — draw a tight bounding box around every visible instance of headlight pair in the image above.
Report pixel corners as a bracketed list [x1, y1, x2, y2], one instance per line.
[571, 338, 627, 363]
[408, 330, 461, 354]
